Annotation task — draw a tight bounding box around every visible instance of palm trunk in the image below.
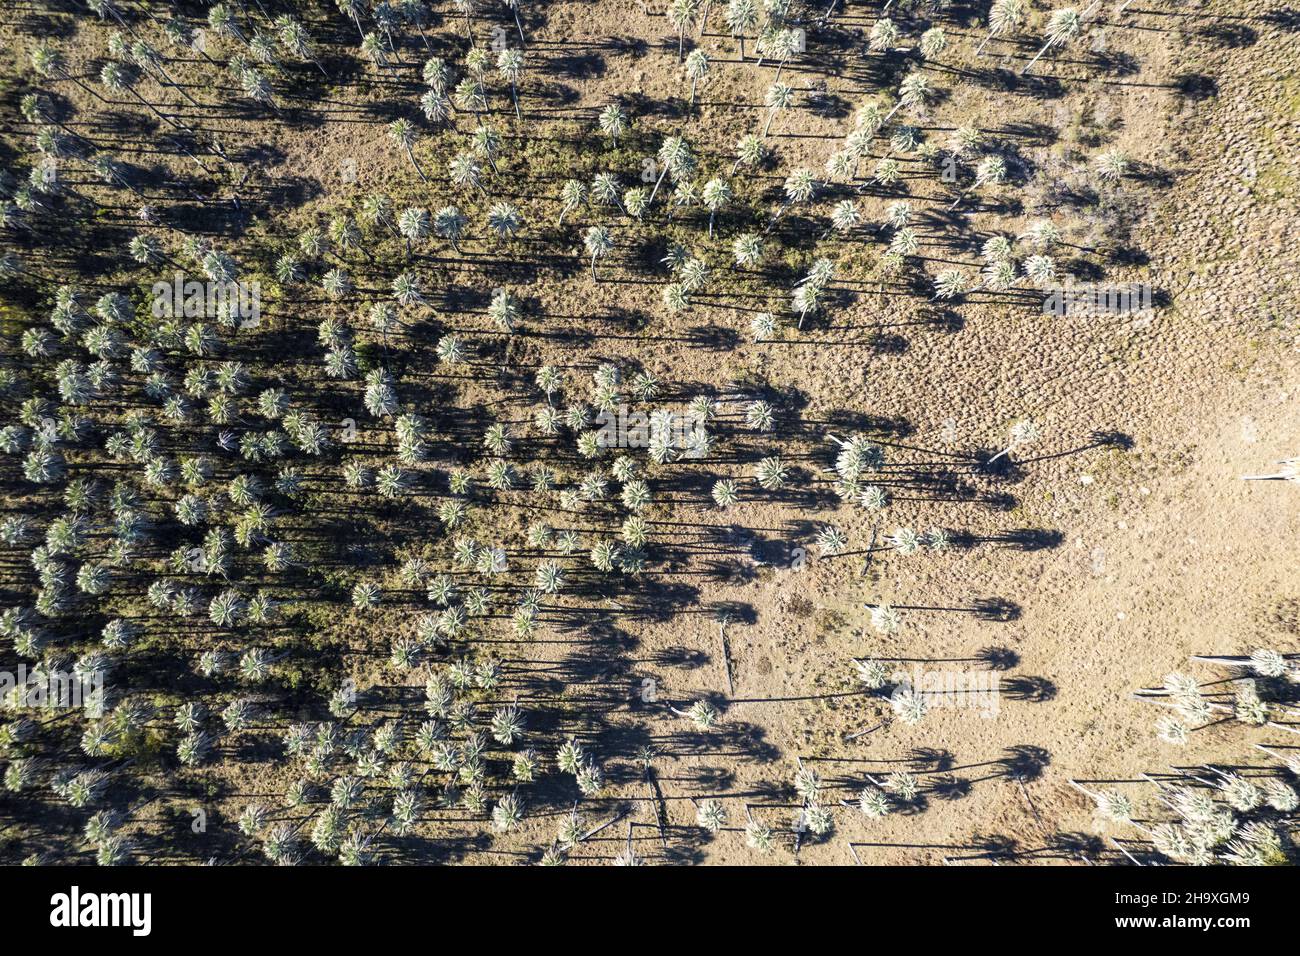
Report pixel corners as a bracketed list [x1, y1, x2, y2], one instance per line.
[646, 163, 671, 207]
[1020, 39, 1058, 75]
[405, 146, 429, 183]
[986, 442, 1016, 464]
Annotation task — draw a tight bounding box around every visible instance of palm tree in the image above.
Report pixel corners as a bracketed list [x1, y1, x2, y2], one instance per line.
[753, 456, 788, 490]
[869, 17, 900, 53]
[557, 179, 587, 226]
[434, 205, 468, 252]
[733, 233, 763, 267]
[100, 62, 182, 131]
[725, 0, 758, 58]
[895, 71, 934, 121]
[684, 50, 710, 107]
[453, 0, 480, 39]
[598, 103, 628, 145]
[389, 119, 428, 183]
[397, 206, 431, 257]
[486, 202, 522, 240]
[277, 15, 329, 77]
[504, 0, 528, 45]
[701, 179, 731, 237]
[489, 289, 521, 333]
[767, 168, 816, 232]
[988, 418, 1040, 463]
[977, 0, 1028, 56]
[647, 135, 692, 208]
[497, 48, 525, 119]
[932, 269, 968, 300]
[668, 0, 701, 63]
[671, 700, 720, 729]
[949, 155, 1006, 210]
[712, 478, 740, 507]
[768, 28, 803, 81]
[584, 226, 613, 281]
[208, 3, 248, 47]
[471, 124, 502, 174]
[919, 27, 947, 60]
[732, 133, 766, 174]
[1022, 8, 1083, 75]
[763, 82, 794, 136]
[1095, 149, 1129, 181]
[450, 153, 487, 195]
[31, 43, 107, 104]
[337, 0, 367, 41]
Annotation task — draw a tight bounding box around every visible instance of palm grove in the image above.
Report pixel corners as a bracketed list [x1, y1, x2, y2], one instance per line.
[0, 0, 1275, 868]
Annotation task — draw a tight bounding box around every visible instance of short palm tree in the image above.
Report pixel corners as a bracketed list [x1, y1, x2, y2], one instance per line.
[598, 103, 628, 145]
[558, 179, 587, 226]
[397, 206, 430, 257]
[434, 205, 468, 252]
[701, 179, 731, 237]
[486, 201, 522, 241]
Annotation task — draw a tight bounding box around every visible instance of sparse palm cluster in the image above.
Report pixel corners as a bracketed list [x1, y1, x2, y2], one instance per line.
[1066, 650, 1300, 866]
[0, 0, 1211, 868]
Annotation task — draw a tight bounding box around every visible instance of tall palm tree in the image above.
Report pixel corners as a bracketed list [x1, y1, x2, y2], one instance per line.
[763, 81, 794, 136]
[684, 50, 710, 107]
[100, 62, 182, 131]
[949, 155, 1006, 210]
[977, 0, 1028, 56]
[1021, 8, 1083, 75]
[337, 0, 368, 41]
[668, 0, 701, 63]
[725, 0, 758, 59]
[497, 48, 525, 120]
[389, 119, 428, 182]
[988, 418, 1040, 463]
[647, 136, 693, 207]
[450, 153, 487, 195]
[503, 0, 529, 45]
